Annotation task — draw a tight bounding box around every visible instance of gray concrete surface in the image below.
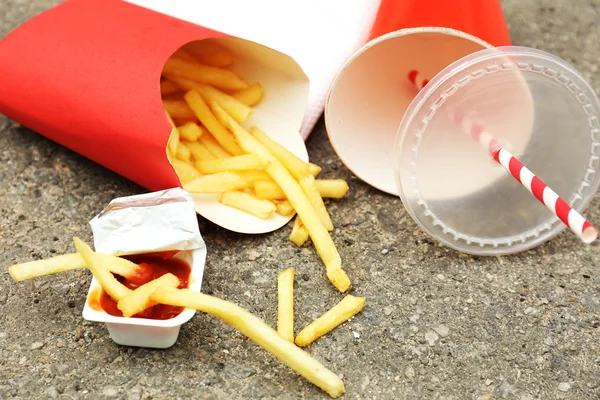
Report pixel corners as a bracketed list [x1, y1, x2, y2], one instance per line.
[1, 0, 599, 399]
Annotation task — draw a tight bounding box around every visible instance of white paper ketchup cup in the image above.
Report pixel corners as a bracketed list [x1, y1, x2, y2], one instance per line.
[82, 188, 207, 349]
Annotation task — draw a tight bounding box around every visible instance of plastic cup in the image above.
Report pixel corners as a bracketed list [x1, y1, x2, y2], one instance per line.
[368, 0, 511, 47]
[394, 46, 600, 255]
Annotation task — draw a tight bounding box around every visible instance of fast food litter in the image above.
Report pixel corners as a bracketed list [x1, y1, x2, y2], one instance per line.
[296, 295, 367, 347]
[6, 42, 366, 398]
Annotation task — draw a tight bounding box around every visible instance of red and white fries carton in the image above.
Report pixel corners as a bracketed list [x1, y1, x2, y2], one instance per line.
[83, 188, 206, 349]
[325, 0, 512, 195]
[0, 0, 310, 234]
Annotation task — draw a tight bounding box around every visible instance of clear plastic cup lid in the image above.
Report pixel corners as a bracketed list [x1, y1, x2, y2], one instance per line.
[394, 46, 600, 255]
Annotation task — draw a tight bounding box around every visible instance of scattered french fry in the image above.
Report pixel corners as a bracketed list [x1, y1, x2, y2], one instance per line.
[290, 216, 309, 246]
[183, 172, 253, 193]
[309, 163, 322, 177]
[232, 82, 264, 107]
[278, 267, 295, 342]
[166, 76, 253, 123]
[184, 90, 243, 156]
[151, 287, 345, 398]
[196, 154, 263, 174]
[163, 57, 249, 91]
[250, 127, 311, 180]
[182, 41, 234, 67]
[254, 180, 286, 200]
[295, 295, 366, 347]
[274, 200, 295, 216]
[163, 99, 197, 120]
[8, 253, 140, 282]
[117, 273, 180, 317]
[219, 191, 276, 219]
[185, 141, 216, 161]
[172, 159, 201, 183]
[314, 180, 349, 199]
[176, 143, 192, 162]
[160, 79, 180, 96]
[73, 237, 131, 301]
[299, 175, 334, 231]
[177, 122, 204, 142]
[199, 134, 232, 158]
[211, 103, 350, 292]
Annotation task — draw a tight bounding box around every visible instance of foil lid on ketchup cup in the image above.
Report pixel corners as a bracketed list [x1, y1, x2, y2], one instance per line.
[83, 187, 207, 349]
[0, 0, 310, 234]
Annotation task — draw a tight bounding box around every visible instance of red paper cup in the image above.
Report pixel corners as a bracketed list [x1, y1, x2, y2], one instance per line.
[369, 0, 511, 47]
[325, 0, 511, 195]
[0, 0, 310, 234]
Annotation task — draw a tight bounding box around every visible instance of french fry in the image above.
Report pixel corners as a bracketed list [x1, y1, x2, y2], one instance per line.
[117, 273, 180, 317]
[163, 100, 196, 120]
[172, 118, 197, 126]
[175, 143, 192, 162]
[254, 180, 346, 200]
[219, 191, 276, 219]
[211, 103, 350, 292]
[165, 113, 180, 156]
[254, 180, 286, 200]
[238, 170, 273, 183]
[185, 141, 216, 161]
[182, 41, 234, 67]
[196, 154, 263, 174]
[290, 216, 309, 246]
[8, 253, 140, 282]
[166, 76, 253, 123]
[199, 134, 232, 158]
[73, 237, 131, 301]
[171, 159, 201, 183]
[160, 79, 180, 96]
[277, 267, 295, 342]
[170, 48, 198, 63]
[184, 90, 243, 156]
[183, 172, 253, 193]
[177, 122, 204, 142]
[299, 175, 334, 231]
[151, 287, 345, 398]
[232, 83, 264, 107]
[295, 295, 366, 347]
[250, 127, 311, 180]
[163, 57, 249, 91]
[309, 163, 322, 177]
[314, 179, 349, 199]
[274, 200, 295, 216]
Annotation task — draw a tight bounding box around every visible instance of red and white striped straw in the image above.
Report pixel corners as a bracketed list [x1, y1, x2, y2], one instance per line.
[408, 71, 598, 244]
[408, 69, 429, 91]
